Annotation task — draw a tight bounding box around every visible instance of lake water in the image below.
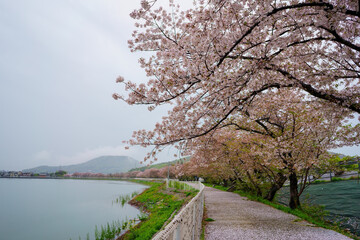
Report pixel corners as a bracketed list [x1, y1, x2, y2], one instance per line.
[0, 178, 147, 240]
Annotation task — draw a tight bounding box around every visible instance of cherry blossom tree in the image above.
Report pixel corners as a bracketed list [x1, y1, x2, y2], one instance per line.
[231, 91, 358, 208]
[122, 171, 141, 178]
[137, 168, 162, 178]
[113, 0, 360, 207]
[159, 165, 177, 178]
[114, 0, 359, 161]
[180, 130, 288, 199]
[178, 89, 359, 208]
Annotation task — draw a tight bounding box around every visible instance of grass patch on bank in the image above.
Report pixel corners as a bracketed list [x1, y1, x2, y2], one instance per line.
[312, 175, 359, 184]
[204, 218, 215, 222]
[200, 205, 207, 240]
[204, 183, 358, 240]
[119, 180, 198, 240]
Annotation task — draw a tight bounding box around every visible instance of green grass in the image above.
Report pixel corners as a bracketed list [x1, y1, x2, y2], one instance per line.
[168, 180, 195, 191]
[120, 180, 198, 240]
[128, 157, 190, 172]
[203, 183, 359, 240]
[128, 162, 170, 172]
[204, 218, 215, 222]
[200, 205, 207, 240]
[313, 175, 359, 184]
[94, 219, 137, 240]
[128, 158, 188, 172]
[312, 179, 328, 184]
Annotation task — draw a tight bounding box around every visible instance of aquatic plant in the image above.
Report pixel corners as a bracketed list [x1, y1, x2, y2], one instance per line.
[95, 225, 100, 240]
[113, 191, 139, 207]
[93, 218, 139, 240]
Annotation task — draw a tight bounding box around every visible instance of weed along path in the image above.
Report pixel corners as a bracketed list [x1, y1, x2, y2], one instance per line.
[204, 187, 351, 240]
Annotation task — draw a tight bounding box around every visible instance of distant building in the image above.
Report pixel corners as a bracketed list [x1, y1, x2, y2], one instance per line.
[38, 173, 49, 178]
[21, 172, 32, 177]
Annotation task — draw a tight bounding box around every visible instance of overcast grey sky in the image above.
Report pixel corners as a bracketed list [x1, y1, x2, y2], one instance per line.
[0, 0, 178, 170]
[0, 0, 358, 171]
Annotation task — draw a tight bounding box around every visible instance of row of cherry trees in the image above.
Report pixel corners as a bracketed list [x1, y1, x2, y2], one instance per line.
[178, 90, 359, 208]
[114, 0, 360, 209]
[67, 166, 178, 179]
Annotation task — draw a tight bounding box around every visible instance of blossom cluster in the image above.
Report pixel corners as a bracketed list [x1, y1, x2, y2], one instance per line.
[114, 0, 359, 163]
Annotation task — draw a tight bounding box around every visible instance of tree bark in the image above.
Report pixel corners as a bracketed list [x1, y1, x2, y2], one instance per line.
[246, 171, 263, 197]
[289, 171, 301, 209]
[265, 173, 287, 201]
[223, 179, 228, 187]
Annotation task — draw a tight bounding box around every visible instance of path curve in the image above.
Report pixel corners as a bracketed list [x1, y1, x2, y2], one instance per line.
[204, 186, 351, 240]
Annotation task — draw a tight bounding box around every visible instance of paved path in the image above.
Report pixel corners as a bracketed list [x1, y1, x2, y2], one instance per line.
[204, 186, 351, 240]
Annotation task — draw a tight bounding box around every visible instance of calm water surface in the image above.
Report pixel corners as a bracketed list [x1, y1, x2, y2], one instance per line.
[0, 178, 147, 240]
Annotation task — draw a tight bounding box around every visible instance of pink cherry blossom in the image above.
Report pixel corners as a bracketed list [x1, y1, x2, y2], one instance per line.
[114, 0, 360, 185]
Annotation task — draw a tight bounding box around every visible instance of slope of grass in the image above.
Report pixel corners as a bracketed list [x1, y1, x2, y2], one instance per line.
[119, 180, 198, 240]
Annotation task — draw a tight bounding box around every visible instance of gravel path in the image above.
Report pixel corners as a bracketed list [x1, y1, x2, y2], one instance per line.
[204, 186, 351, 240]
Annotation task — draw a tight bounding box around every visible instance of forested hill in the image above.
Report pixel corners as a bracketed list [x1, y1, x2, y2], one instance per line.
[129, 156, 190, 172]
[22, 156, 140, 174]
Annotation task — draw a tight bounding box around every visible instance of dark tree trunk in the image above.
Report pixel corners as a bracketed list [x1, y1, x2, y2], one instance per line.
[289, 171, 301, 209]
[223, 179, 228, 187]
[226, 178, 237, 192]
[246, 171, 262, 197]
[265, 186, 278, 201]
[265, 173, 287, 201]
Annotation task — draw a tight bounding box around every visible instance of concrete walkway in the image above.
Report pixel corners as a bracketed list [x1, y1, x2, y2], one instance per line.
[204, 186, 351, 240]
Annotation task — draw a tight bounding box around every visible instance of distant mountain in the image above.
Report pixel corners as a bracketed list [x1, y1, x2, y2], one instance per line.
[22, 156, 140, 174]
[328, 152, 348, 159]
